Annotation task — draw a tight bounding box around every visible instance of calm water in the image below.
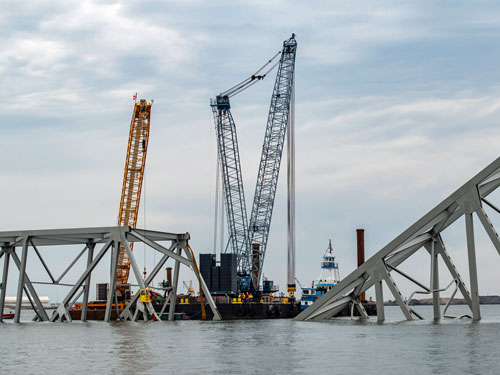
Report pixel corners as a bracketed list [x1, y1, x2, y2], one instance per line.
[1, 305, 500, 374]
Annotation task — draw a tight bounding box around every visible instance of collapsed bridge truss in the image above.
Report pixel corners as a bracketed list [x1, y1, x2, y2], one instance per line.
[0, 226, 221, 323]
[296, 156, 500, 322]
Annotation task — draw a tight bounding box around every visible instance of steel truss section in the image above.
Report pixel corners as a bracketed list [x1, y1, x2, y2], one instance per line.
[0, 226, 221, 323]
[296, 156, 500, 322]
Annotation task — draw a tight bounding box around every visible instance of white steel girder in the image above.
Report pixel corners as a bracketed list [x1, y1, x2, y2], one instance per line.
[296, 156, 500, 322]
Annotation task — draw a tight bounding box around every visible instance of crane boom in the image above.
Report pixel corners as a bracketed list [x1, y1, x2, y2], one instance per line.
[116, 98, 152, 296]
[210, 96, 250, 274]
[247, 34, 297, 288]
[210, 52, 281, 277]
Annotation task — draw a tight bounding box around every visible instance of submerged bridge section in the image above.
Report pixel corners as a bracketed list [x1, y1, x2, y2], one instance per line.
[296, 156, 500, 322]
[0, 226, 221, 323]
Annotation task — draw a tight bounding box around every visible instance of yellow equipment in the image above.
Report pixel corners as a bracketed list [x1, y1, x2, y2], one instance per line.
[116, 98, 152, 297]
[139, 288, 151, 303]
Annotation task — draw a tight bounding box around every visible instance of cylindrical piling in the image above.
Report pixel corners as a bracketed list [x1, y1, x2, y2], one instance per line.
[356, 229, 366, 302]
[166, 267, 172, 287]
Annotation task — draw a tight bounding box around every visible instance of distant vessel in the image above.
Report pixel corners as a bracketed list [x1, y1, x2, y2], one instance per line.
[3, 296, 51, 309]
[301, 240, 340, 310]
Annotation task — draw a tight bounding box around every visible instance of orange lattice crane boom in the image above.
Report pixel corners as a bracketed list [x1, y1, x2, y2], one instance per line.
[116, 98, 152, 296]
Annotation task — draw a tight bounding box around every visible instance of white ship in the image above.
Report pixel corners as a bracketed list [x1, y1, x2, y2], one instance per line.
[301, 239, 340, 310]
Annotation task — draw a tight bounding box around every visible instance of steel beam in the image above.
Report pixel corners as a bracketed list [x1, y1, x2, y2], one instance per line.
[0, 227, 190, 248]
[387, 264, 430, 292]
[9, 249, 50, 321]
[396, 231, 434, 254]
[434, 235, 473, 310]
[56, 245, 88, 283]
[354, 298, 369, 319]
[351, 273, 369, 298]
[296, 276, 365, 321]
[31, 240, 56, 284]
[23, 285, 40, 321]
[476, 206, 500, 256]
[130, 230, 191, 266]
[185, 244, 222, 321]
[168, 247, 182, 321]
[304, 296, 352, 321]
[465, 213, 481, 320]
[51, 238, 113, 322]
[105, 240, 120, 322]
[379, 264, 413, 320]
[121, 234, 159, 321]
[119, 251, 171, 320]
[81, 243, 95, 322]
[14, 238, 29, 323]
[430, 240, 440, 320]
[0, 249, 10, 322]
[481, 197, 500, 215]
[71, 288, 85, 308]
[374, 280, 385, 322]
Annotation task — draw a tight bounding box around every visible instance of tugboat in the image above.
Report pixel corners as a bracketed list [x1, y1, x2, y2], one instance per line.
[300, 239, 340, 310]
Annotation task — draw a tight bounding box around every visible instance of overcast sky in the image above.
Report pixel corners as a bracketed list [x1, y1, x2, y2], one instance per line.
[2, 1, 500, 303]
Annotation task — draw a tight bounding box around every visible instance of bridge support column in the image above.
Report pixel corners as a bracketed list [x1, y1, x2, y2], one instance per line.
[374, 280, 385, 322]
[81, 243, 95, 322]
[15, 239, 29, 323]
[465, 213, 481, 320]
[168, 247, 181, 321]
[105, 240, 120, 322]
[430, 240, 441, 320]
[0, 249, 10, 322]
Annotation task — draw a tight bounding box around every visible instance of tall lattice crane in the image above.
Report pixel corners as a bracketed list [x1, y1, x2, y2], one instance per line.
[247, 35, 297, 288]
[211, 51, 280, 279]
[116, 98, 152, 297]
[211, 34, 297, 291]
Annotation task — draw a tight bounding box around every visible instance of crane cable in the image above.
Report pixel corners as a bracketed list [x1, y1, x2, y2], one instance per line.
[227, 59, 281, 98]
[143, 121, 147, 281]
[219, 50, 281, 98]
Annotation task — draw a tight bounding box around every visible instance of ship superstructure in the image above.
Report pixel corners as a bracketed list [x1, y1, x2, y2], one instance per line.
[301, 240, 340, 310]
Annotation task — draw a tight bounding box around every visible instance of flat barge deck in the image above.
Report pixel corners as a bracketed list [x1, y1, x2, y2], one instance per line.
[69, 297, 377, 321]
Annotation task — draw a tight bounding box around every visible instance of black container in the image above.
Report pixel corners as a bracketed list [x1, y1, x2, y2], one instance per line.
[211, 265, 220, 292]
[96, 283, 108, 300]
[220, 253, 237, 293]
[199, 254, 216, 290]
